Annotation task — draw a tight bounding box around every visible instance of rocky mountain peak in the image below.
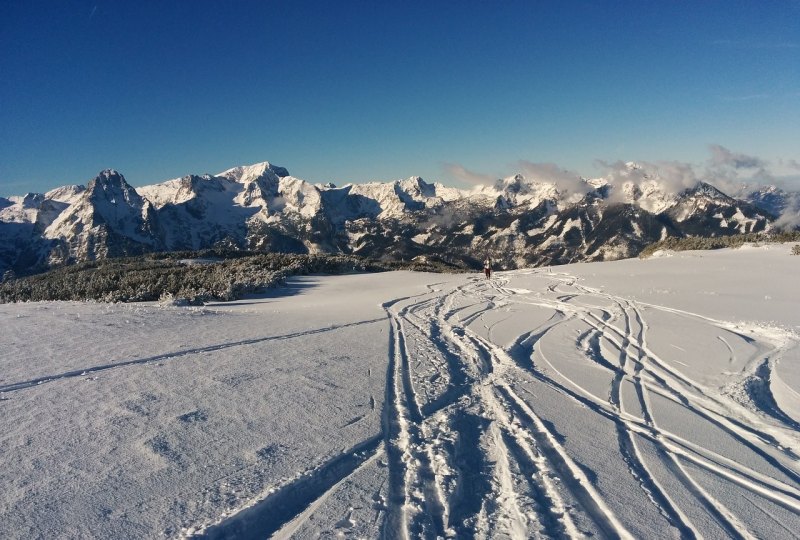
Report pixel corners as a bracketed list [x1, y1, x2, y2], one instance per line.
[682, 181, 733, 202]
[218, 161, 290, 185]
[19, 193, 46, 209]
[87, 170, 145, 207]
[494, 174, 526, 193]
[396, 176, 436, 198]
[747, 185, 790, 217]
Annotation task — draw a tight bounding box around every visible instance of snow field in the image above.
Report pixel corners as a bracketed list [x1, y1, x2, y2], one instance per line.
[1, 246, 799, 538]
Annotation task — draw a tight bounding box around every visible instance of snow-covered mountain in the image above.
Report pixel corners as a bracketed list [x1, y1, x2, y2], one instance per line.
[1, 160, 793, 276]
[43, 170, 159, 265]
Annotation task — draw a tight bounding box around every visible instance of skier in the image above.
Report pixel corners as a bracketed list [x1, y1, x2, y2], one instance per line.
[483, 257, 492, 279]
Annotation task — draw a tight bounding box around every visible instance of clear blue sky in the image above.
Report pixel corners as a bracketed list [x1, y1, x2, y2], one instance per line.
[1, 0, 799, 195]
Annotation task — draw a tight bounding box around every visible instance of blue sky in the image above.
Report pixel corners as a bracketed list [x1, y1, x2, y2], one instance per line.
[1, 0, 799, 195]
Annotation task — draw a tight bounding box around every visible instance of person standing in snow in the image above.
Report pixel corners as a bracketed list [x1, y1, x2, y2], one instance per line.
[483, 257, 492, 279]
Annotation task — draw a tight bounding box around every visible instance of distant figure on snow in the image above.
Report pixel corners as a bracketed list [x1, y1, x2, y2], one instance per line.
[483, 257, 492, 279]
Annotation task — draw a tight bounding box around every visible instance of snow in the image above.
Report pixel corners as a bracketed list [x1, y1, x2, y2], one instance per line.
[342, 176, 456, 220]
[411, 233, 430, 244]
[44, 185, 85, 205]
[0, 194, 42, 224]
[526, 213, 559, 237]
[137, 177, 200, 208]
[216, 162, 288, 185]
[276, 176, 323, 219]
[1, 246, 800, 538]
[618, 179, 678, 214]
[136, 167, 323, 234]
[473, 174, 570, 210]
[731, 207, 758, 233]
[559, 217, 581, 238]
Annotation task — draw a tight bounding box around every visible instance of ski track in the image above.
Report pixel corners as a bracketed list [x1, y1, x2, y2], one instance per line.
[193, 436, 384, 540]
[185, 270, 800, 538]
[0, 317, 387, 394]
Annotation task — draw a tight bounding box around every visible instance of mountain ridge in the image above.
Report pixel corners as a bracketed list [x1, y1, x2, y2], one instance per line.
[1, 160, 794, 277]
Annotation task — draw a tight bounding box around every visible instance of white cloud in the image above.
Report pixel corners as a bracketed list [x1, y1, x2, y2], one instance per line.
[781, 158, 800, 171]
[516, 161, 590, 198]
[774, 192, 800, 230]
[708, 144, 766, 170]
[703, 144, 776, 195]
[441, 163, 495, 188]
[593, 159, 700, 204]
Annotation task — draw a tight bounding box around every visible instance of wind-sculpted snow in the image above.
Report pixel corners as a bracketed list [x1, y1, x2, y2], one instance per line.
[0, 246, 799, 538]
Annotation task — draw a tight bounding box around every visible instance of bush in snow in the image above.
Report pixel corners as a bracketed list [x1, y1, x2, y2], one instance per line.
[0, 251, 464, 304]
[639, 231, 800, 258]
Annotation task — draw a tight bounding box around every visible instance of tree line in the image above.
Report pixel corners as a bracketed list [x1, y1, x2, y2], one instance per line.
[0, 251, 459, 304]
[639, 231, 800, 258]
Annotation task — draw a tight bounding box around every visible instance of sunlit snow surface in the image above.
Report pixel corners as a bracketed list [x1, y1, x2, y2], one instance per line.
[1, 245, 799, 539]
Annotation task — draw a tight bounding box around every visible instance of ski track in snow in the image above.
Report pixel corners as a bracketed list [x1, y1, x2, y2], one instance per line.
[3, 262, 800, 539]
[189, 268, 800, 538]
[0, 317, 387, 394]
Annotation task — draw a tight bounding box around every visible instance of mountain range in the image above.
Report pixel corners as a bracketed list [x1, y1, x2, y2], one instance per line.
[1, 161, 796, 277]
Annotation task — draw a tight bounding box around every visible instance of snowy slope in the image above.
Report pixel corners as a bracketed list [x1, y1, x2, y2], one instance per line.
[324, 176, 462, 222]
[1, 244, 798, 539]
[116, 163, 329, 252]
[137, 174, 260, 250]
[0, 186, 89, 275]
